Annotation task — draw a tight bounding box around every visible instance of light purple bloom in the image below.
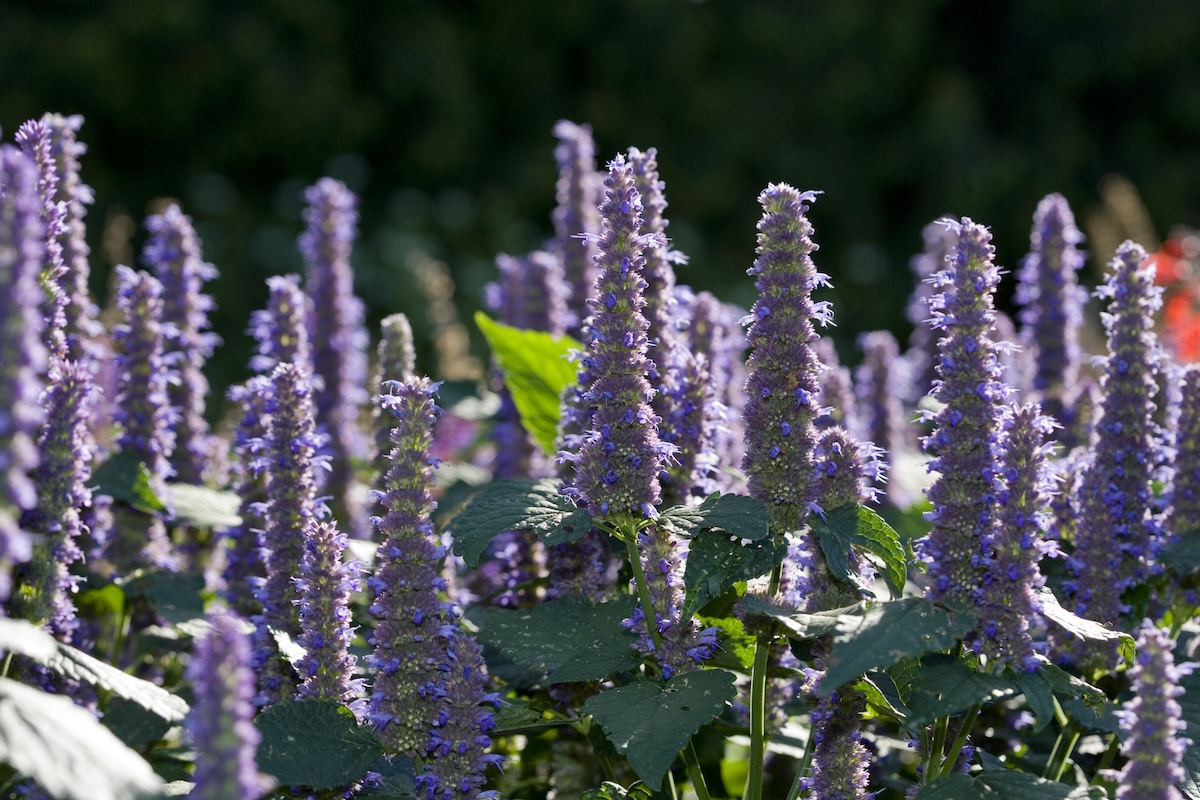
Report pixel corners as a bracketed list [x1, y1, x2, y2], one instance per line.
[0, 145, 48, 603]
[659, 349, 722, 506]
[1169, 364, 1200, 539]
[855, 330, 905, 504]
[371, 312, 417, 484]
[144, 203, 222, 486]
[1115, 621, 1189, 800]
[687, 290, 748, 490]
[187, 609, 271, 800]
[300, 177, 370, 539]
[741, 185, 830, 531]
[1065, 241, 1163, 641]
[249, 273, 310, 376]
[221, 377, 272, 620]
[917, 218, 1008, 605]
[551, 120, 602, 337]
[904, 218, 956, 401]
[106, 266, 178, 575]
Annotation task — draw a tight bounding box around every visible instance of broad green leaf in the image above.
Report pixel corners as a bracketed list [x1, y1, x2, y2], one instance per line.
[915, 769, 1105, 799]
[583, 670, 736, 791]
[582, 782, 660, 800]
[447, 478, 592, 567]
[820, 597, 977, 695]
[476, 312, 581, 456]
[102, 697, 173, 748]
[490, 697, 571, 736]
[479, 595, 640, 683]
[696, 614, 757, 671]
[810, 503, 907, 598]
[256, 700, 386, 790]
[1177, 669, 1200, 798]
[1037, 589, 1135, 667]
[355, 753, 416, 800]
[1060, 697, 1121, 735]
[123, 570, 207, 627]
[0, 677, 163, 800]
[681, 530, 784, 622]
[166, 482, 242, 528]
[658, 493, 770, 542]
[1162, 531, 1200, 575]
[903, 654, 1018, 728]
[1008, 659, 1104, 734]
[856, 674, 909, 723]
[88, 450, 169, 514]
[0, 617, 189, 723]
[738, 594, 864, 641]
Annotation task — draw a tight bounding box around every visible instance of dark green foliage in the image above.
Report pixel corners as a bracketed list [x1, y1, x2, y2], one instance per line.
[255, 700, 387, 790]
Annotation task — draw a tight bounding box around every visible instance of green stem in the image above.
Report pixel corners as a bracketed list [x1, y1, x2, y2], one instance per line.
[923, 716, 949, 786]
[0, 652, 12, 681]
[744, 562, 783, 800]
[1046, 722, 1082, 783]
[937, 705, 981, 779]
[682, 743, 712, 800]
[623, 523, 665, 657]
[784, 719, 818, 800]
[1090, 733, 1121, 784]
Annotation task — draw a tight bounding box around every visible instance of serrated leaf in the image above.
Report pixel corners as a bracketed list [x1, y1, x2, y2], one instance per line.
[811, 503, 907, 598]
[1038, 589, 1135, 667]
[659, 493, 770, 542]
[355, 753, 416, 800]
[476, 312, 581, 456]
[738, 594, 864, 641]
[166, 483, 242, 528]
[696, 614, 757, 671]
[583, 670, 736, 791]
[0, 617, 189, 723]
[256, 700, 385, 790]
[447, 478, 592, 567]
[123, 570, 207, 627]
[681, 530, 783, 622]
[915, 769, 1106, 799]
[904, 654, 1018, 728]
[1060, 697, 1121, 735]
[88, 450, 169, 514]
[0, 677, 164, 800]
[820, 597, 977, 695]
[479, 596, 640, 683]
[1177, 669, 1200, 798]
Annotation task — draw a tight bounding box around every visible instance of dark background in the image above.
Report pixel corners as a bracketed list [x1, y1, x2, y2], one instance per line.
[4, 0, 1199, 405]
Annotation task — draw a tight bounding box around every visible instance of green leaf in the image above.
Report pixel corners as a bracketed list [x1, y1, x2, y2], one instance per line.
[915, 769, 1105, 799]
[479, 595, 640, 683]
[1162, 532, 1200, 575]
[820, 597, 977, 695]
[490, 697, 571, 736]
[810, 503, 907, 598]
[166, 482, 242, 528]
[658, 493, 771, 542]
[681, 530, 784, 622]
[1177, 669, 1200, 798]
[1060, 697, 1121, 735]
[1008, 659, 1104, 734]
[476, 312, 581, 456]
[0, 617, 189, 723]
[738, 594, 863, 641]
[447, 478, 592, 568]
[582, 782, 661, 800]
[123, 570, 207, 627]
[856, 673, 909, 723]
[582, 670, 736, 791]
[88, 450, 169, 514]
[101, 697, 172, 748]
[1037, 588, 1135, 667]
[903, 654, 1018, 728]
[256, 700, 386, 790]
[0, 677, 164, 800]
[355, 753, 416, 800]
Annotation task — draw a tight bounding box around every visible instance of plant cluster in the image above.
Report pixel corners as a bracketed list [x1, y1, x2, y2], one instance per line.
[1, 113, 1199, 800]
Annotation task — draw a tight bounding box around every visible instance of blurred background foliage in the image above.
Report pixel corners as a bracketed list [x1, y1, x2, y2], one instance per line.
[3, 0, 1199, 406]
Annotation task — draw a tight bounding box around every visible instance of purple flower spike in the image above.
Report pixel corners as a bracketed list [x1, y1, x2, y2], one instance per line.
[688, 291, 748, 490]
[1066, 241, 1163, 641]
[1115, 622, 1188, 800]
[249, 273, 310, 376]
[367, 377, 451, 753]
[418, 635, 504, 800]
[904, 218, 957, 401]
[300, 177, 370, 539]
[916, 218, 1008, 605]
[855, 330, 906, 503]
[221, 376, 272, 620]
[979, 404, 1057, 671]
[187, 609, 271, 800]
[255, 362, 325, 706]
[106, 266, 178, 575]
[14, 119, 69, 363]
[144, 203, 222, 487]
[371, 312, 418, 483]
[1169, 364, 1200, 539]
[808, 682, 871, 800]
[552, 120, 602, 337]
[741, 185, 830, 531]
[294, 520, 365, 712]
[17, 360, 95, 640]
[0, 145, 48, 603]
[487, 250, 570, 336]
[659, 350, 722, 506]
[1015, 193, 1087, 433]
[565, 154, 671, 521]
[42, 114, 100, 363]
